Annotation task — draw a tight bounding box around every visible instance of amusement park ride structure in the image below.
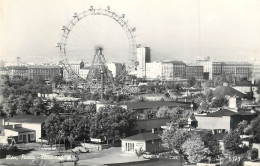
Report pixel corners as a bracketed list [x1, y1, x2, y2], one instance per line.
[57, 6, 139, 98]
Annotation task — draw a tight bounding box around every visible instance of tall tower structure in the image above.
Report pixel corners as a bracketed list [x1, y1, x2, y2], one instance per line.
[86, 47, 114, 100]
[17, 57, 21, 66]
[136, 46, 151, 78]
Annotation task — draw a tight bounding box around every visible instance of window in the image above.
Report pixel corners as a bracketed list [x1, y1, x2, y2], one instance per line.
[19, 135, 23, 142]
[126, 143, 134, 152]
[30, 134, 35, 141]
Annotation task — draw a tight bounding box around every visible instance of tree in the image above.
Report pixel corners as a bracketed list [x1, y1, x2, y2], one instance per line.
[187, 77, 197, 87]
[156, 106, 172, 118]
[236, 120, 251, 135]
[204, 80, 214, 88]
[44, 113, 63, 145]
[143, 108, 157, 119]
[251, 115, 260, 143]
[211, 96, 228, 108]
[223, 130, 243, 154]
[205, 89, 213, 102]
[49, 99, 64, 114]
[2, 95, 18, 117]
[16, 95, 31, 114]
[76, 116, 90, 141]
[170, 107, 192, 127]
[50, 74, 62, 87]
[62, 115, 80, 149]
[181, 134, 209, 163]
[257, 81, 260, 94]
[201, 131, 221, 161]
[90, 106, 136, 143]
[161, 125, 191, 154]
[29, 98, 47, 115]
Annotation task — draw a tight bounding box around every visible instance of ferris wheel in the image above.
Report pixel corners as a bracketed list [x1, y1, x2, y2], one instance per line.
[57, 6, 137, 91]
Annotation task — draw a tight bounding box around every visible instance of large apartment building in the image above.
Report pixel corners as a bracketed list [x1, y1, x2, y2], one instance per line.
[28, 65, 62, 80]
[172, 61, 186, 79]
[145, 62, 162, 80]
[222, 62, 252, 79]
[7, 66, 29, 79]
[199, 61, 222, 80]
[186, 65, 204, 79]
[252, 61, 260, 80]
[106, 62, 124, 78]
[136, 47, 151, 78]
[162, 62, 174, 81]
[2, 65, 62, 80]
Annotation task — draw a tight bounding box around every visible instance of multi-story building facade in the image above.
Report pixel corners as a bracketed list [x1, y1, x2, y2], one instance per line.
[222, 62, 252, 79]
[7, 66, 29, 79]
[162, 62, 173, 81]
[199, 61, 222, 80]
[63, 61, 84, 81]
[198, 61, 212, 79]
[136, 47, 151, 78]
[252, 61, 260, 80]
[212, 62, 222, 78]
[186, 65, 204, 79]
[28, 65, 62, 80]
[145, 62, 162, 80]
[79, 67, 90, 79]
[106, 62, 124, 78]
[0, 67, 8, 75]
[172, 61, 186, 79]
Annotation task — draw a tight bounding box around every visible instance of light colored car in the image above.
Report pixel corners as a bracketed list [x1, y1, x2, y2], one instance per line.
[59, 153, 79, 164]
[71, 146, 89, 154]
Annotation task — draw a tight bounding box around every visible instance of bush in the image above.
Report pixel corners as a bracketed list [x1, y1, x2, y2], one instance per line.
[250, 148, 258, 160]
[135, 147, 146, 158]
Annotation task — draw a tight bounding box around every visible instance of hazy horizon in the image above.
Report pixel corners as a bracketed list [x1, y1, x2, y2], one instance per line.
[1, 0, 260, 64]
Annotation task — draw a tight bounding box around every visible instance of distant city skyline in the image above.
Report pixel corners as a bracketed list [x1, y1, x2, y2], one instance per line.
[1, 0, 260, 63]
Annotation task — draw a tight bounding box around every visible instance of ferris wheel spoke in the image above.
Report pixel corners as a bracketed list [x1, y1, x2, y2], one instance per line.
[58, 6, 137, 92]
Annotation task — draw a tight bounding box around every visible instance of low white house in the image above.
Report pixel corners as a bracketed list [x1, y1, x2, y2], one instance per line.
[121, 130, 165, 154]
[0, 114, 46, 145]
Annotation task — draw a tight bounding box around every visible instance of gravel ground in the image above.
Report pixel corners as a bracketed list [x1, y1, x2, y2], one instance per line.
[0, 143, 147, 166]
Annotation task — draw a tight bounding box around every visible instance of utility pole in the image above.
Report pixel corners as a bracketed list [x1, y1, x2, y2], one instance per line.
[101, 69, 104, 102]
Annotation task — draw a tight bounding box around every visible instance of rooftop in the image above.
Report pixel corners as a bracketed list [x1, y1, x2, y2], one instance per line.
[6, 114, 47, 124]
[237, 108, 258, 115]
[122, 131, 162, 141]
[6, 66, 28, 70]
[120, 101, 191, 110]
[28, 65, 61, 69]
[80, 67, 90, 69]
[206, 109, 238, 117]
[213, 85, 245, 98]
[162, 61, 186, 65]
[235, 80, 253, 87]
[5, 127, 35, 133]
[0, 67, 8, 71]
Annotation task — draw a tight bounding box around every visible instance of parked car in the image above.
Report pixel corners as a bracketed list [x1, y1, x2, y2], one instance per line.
[71, 146, 89, 154]
[59, 153, 79, 165]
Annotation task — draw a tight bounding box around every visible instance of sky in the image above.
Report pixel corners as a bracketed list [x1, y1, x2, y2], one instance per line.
[0, 0, 260, 64]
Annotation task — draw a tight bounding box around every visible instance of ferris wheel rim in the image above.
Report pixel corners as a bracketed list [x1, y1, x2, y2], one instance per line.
[58, 6, 137, 83]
